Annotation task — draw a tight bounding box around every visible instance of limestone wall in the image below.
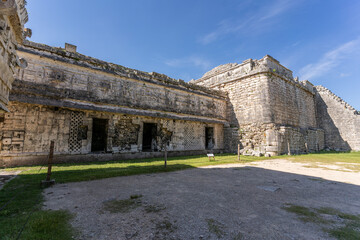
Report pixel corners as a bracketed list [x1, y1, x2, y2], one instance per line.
[0, 102, 224, 166]
[192, 55, 323, 156]
[0, 0, 28, 112]
[191, 56, 294, 88]
[221, 74, 271, 126]
[218, 73, 272, 154]
[268, 77, 316, 128]
[14, 43, 227, 122]
[315, 86, 360, 151]
[270, 127, 324, 155]
[1, 40, 228, 166]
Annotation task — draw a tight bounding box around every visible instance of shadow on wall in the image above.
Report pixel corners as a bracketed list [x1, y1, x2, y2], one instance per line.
[223, 99, 242, 153]
[315, 94, 351, 151]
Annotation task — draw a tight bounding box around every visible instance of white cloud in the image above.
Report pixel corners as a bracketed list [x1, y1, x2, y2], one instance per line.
[259, 0, 295, 21]
[199, 0, 298, 44]
[300, 37, 360, 80]
[165, 56, 212, 70]
[291, 41, 301, 47]
[339, 72, 350, 78]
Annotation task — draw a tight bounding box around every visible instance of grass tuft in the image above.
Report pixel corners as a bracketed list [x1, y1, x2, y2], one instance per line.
[25, 210, 75, 240]
[156, 220, 176, 232]
[328, 225, 360, 240]
[282, 204, 329, 223]
[206, 218, 226, 238]
[130, 194, 143, 199]
[283, 204, 360, 239]
[103, 195, 142, 213]
[144, 204, 166, 213]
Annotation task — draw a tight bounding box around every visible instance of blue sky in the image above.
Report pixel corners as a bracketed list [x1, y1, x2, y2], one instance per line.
[26, 0, 360, 109]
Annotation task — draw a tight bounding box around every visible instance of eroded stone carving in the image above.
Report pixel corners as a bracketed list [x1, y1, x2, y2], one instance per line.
[0, 0, 28, 112]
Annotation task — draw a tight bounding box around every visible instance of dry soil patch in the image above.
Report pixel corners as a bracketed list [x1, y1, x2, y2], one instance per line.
[43, 159, 360, 239]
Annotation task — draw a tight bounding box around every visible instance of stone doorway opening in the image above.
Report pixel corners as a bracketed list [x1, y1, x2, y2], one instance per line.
[91, 118, 108, 152]
[205, 127, 214, 150]
[142, 123, 157, 151]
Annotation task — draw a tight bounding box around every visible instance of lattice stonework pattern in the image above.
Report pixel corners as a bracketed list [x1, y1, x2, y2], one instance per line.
[69, 111, 84, 152]
[183, 122, 204, 150]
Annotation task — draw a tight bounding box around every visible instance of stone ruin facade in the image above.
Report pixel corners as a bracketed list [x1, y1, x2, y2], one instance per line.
[1, 41, 226, 166]
[191, 56, 325, 156]
[0, 39, 359, 166]
[0, 0, 29, 113]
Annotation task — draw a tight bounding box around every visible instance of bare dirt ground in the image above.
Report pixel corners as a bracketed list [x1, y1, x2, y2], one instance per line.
[43, 159, 360, 240]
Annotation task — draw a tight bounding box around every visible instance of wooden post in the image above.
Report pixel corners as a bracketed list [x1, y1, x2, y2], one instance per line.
[237, 144, 240, 161]
[164, 146, 167, 168]
[41, 141, 56, 187]
[46, 141, 54, 181]
[305, 142, 308, 153]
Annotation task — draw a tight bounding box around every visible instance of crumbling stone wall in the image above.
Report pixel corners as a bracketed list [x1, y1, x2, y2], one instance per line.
[0, 0, 28, 112]
[219, 74, 272, 155]
[268, 77, 316, 128]
[315, 86, 360, 151]
[0, 102, 70, 155]
[112, 116, 140, 152]
[0, 39, 228, 166]
[192, 55, 324, 156]
[0, 101, 224, 166]
[14, 41, 227, 121]
[3, 35, 356, 165]
[273, 127, 324, 155]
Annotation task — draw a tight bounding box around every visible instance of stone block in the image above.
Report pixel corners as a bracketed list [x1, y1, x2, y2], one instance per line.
[2, 137, 12, 144]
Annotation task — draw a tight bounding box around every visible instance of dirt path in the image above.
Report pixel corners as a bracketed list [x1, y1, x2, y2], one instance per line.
[43, 159, 360, 239]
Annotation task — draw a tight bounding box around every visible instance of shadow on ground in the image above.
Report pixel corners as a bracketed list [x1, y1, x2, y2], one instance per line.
[42, 163, 360, 240]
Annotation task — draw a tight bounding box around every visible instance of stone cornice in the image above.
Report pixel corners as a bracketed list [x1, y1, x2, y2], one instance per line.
[10, 79, 228, 121]
[9, 96, 228, 124]
[191, 55, 315, 95]
[315, 85, 359, 114]
[193, 55, 294, 84]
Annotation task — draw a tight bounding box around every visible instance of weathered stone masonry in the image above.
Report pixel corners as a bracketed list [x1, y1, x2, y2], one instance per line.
[0, 41, 226, 166]
[0, 39, 359, 166]
[315, 86, 360, 151]
[0, 0, 29, 112]
[191, 56, 325, 156]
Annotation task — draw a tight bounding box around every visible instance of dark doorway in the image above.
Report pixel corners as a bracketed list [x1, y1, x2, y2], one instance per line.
[205, 127, 214, 150]
[91, 118, 108, 152]
[142, 123, 157, 151]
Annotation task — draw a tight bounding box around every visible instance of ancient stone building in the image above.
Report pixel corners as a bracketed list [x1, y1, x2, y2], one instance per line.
[0, 0, 29, 112]
[191, 56, 325, 156]
[0, 40, 359, 166]
[0, 41, 227, 166]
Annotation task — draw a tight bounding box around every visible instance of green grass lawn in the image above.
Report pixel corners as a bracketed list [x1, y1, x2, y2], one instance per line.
[284, 151, 360, 163]
[0, 152, 359, 239]
[278, 151, 360, 171]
